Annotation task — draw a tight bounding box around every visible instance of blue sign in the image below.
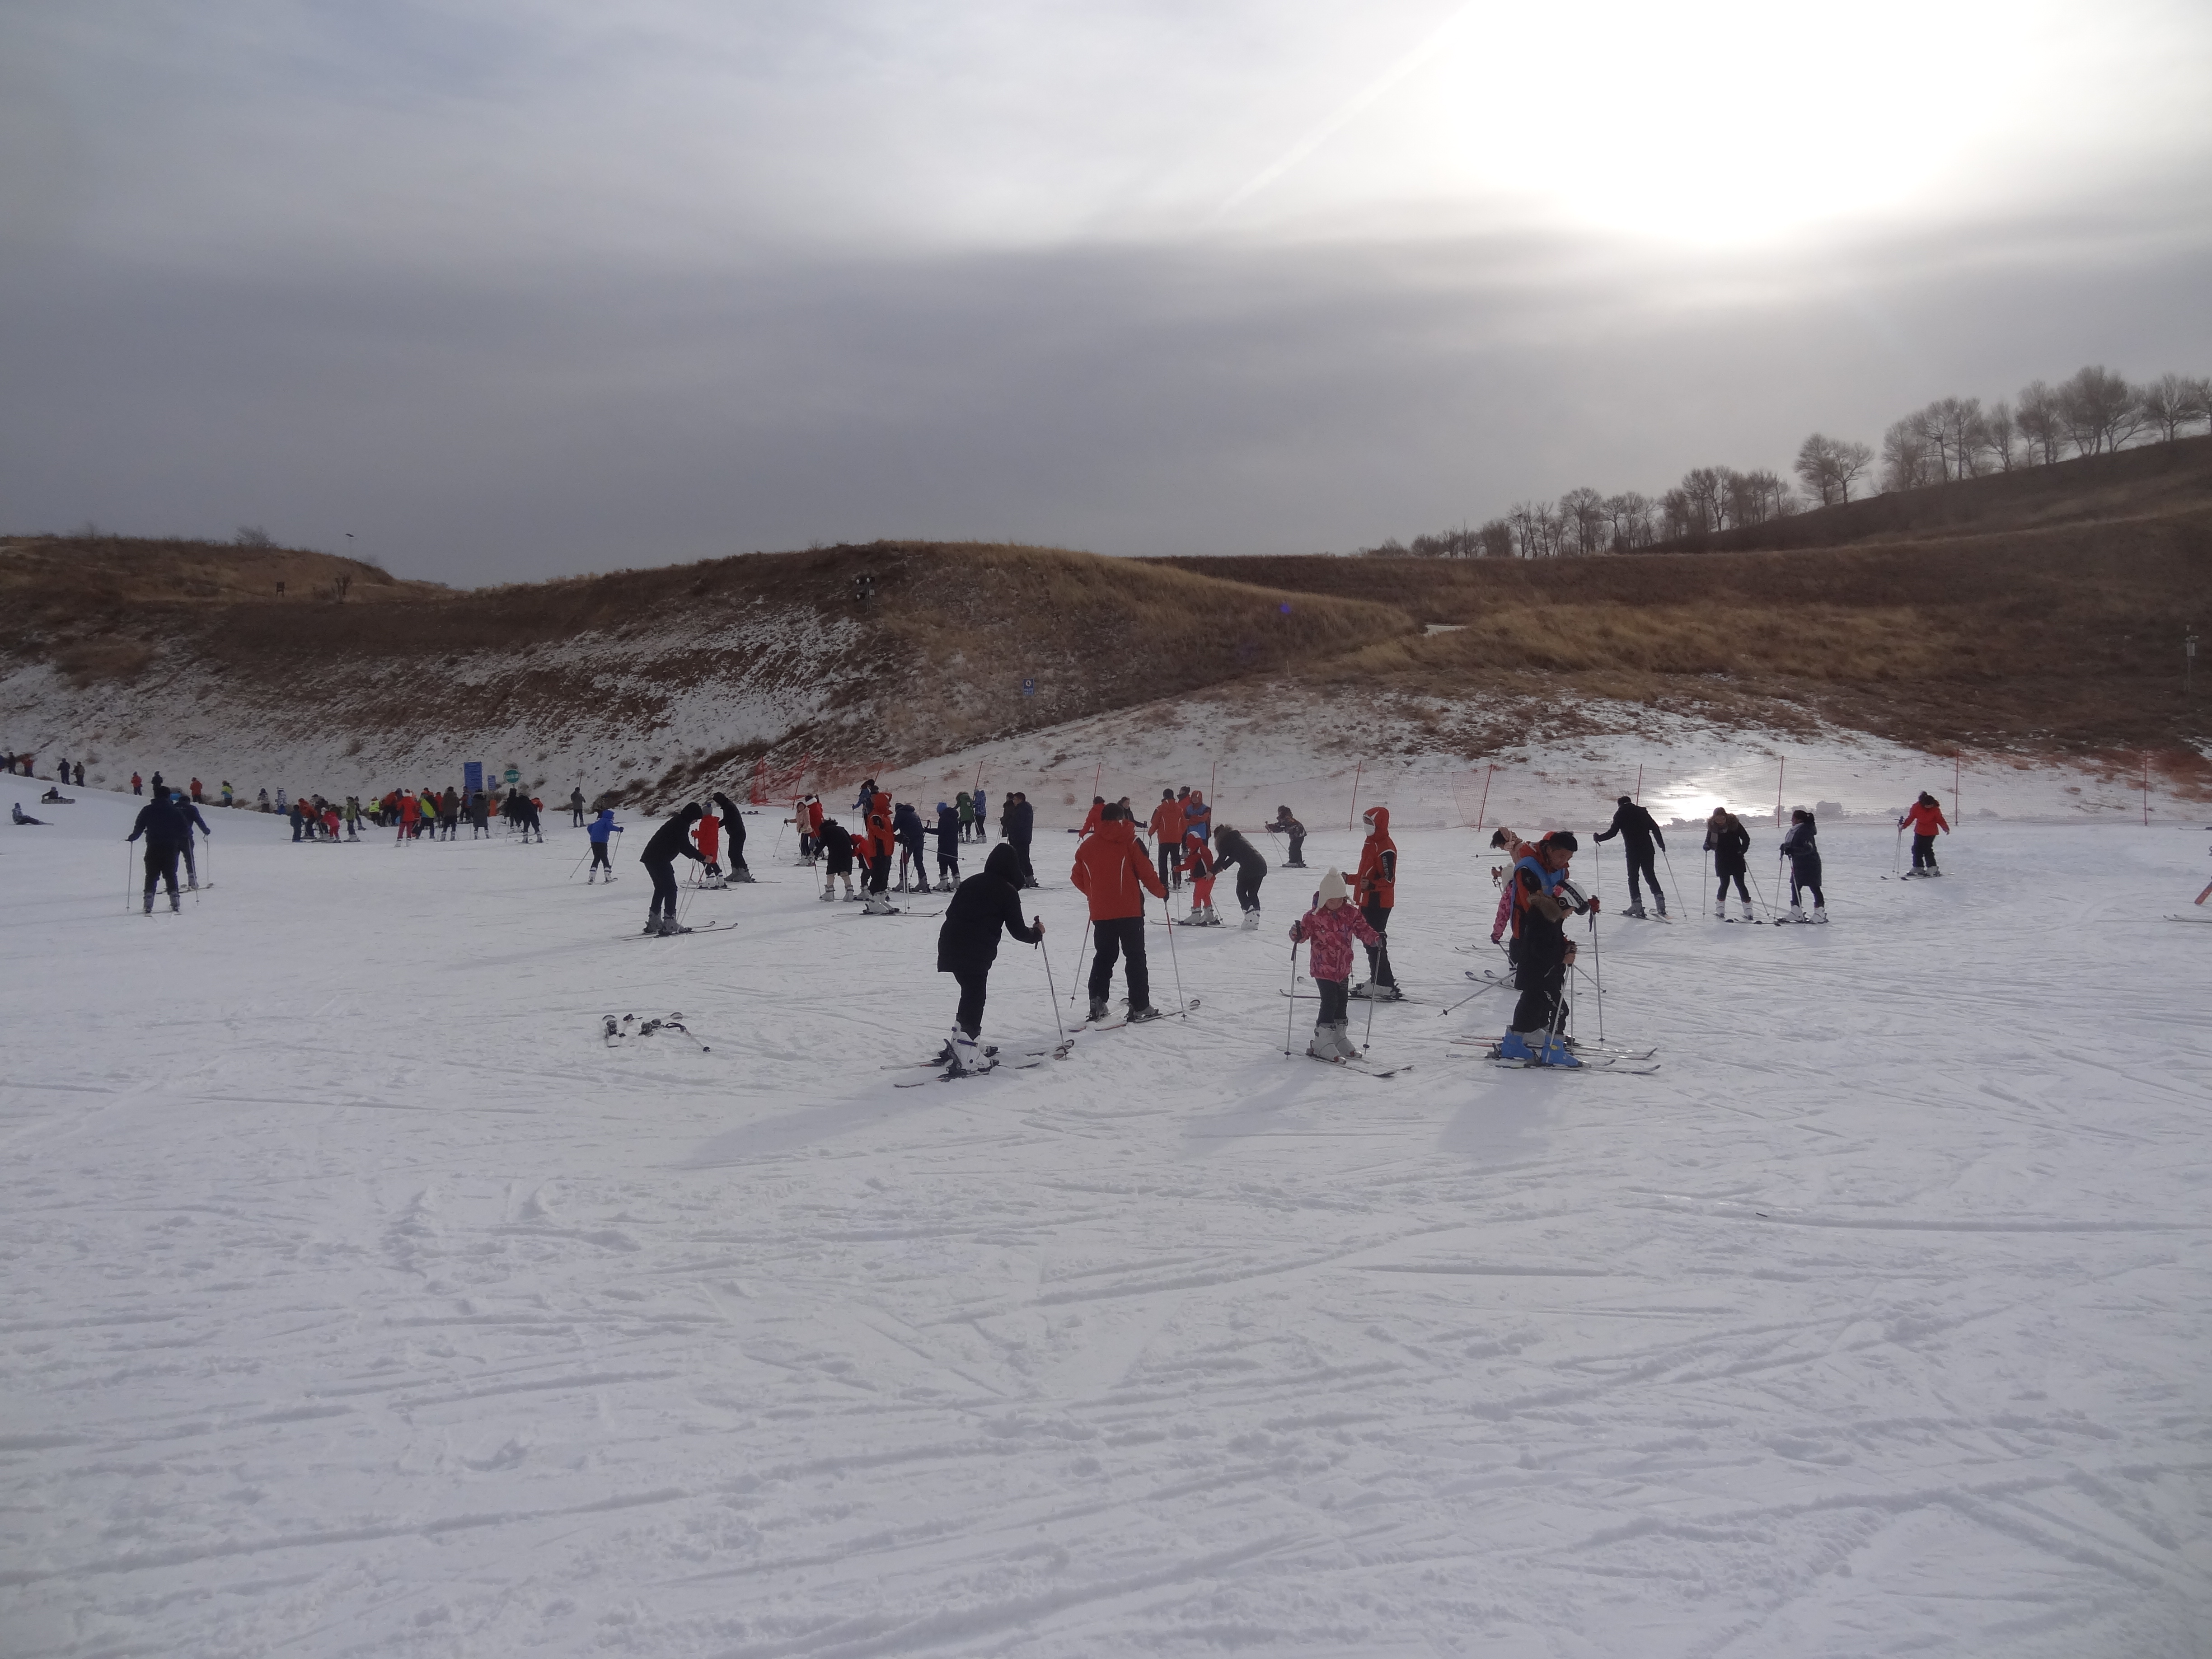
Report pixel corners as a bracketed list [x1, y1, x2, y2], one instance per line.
[464, 761, 483, 794]
[1021, 678, 1036, 698]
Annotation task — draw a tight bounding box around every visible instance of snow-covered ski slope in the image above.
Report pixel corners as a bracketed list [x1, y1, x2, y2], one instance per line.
[4, 774, 2208, 1658]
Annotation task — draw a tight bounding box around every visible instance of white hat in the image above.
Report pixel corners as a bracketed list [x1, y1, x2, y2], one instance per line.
[1317, 868, 1349, 901]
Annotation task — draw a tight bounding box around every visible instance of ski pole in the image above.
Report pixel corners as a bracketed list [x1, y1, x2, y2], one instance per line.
[569, 845, 592, 880]
[1702, 850, 1710, 918]
[1745, 866, 1778, 923]
[124, 842, 133, 913]
[1069, 919, 1091, 1003]
[1440, 976, 1507, 1017]
[1659, 844, 1680, 915]
[1159, 889, 1189, 1016]
[1893, 823, 1903, 875]
[1284, 942, 1299, 1055]
[1037, 932, 1069, 1051]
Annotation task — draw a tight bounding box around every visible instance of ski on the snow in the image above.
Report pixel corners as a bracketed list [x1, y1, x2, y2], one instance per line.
[619, 919, 737, 941]
[1280, 989, 1432, 1007]
[1084, 998, 1200, 1031]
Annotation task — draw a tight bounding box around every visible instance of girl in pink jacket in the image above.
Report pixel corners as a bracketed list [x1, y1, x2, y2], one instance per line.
[1288, 868, 1381, 1061]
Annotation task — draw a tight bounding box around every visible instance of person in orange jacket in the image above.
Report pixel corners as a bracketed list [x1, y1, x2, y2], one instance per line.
[396, 789, 419, 844]
[1351, 805, 1400, 999]
[1899, 791, 1949, 876]
[863, 788, 899, 911]
[1078, 796, 1105, 839]
[1178, 832, 1219, 925]
[1148, 789, 1184, 892]
[1071, 804, 1169, 1023]
[694, 802, 725, 886]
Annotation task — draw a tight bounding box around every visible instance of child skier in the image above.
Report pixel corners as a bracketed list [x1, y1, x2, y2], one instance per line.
[1289, 869, 1381, 1061]
[1899, 792, 1949, 875]
[1266, 805, 1306, 868]
[712, 790, 753, 881]
[586, 807, 622, 881]
[1211, 823, 1267, 928]
[1179, 832, 1219, 925]
[1779, 808, 1827, 921]
[694, 801, 726, 886]
[1071, 803, 1168, 1022]
[1351, 805, 1400, 1000]
[1181, 788, 1213, 849]
[1078, 797, 1105, 838]
[933, 801, 961, 890]
[1499, 863, 1581, 1065]
[934, 844, 1045, 1075]
[894, 801, 928, 892]
[1704, 808, 1753, 919]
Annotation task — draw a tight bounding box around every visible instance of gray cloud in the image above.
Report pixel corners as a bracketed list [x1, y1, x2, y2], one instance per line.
[3, 2, 2209, 585]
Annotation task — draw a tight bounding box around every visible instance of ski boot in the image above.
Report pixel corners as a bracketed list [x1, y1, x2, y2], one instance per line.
[642, 919, 663, 934]
[1737, 898, 1757, 922]
[731, 866, 756, 884]
[1241, 909, 1261, 931]
[1787, 903, 1806, 923]
[1812, 904, 1829, 924]
[819, 886, 837, 901]
[1125, 1004, 1162, 1025]
[1624, 902, 1646, 919]
[1087, 998, 1110, 1025]
[862, 892, 896, 914]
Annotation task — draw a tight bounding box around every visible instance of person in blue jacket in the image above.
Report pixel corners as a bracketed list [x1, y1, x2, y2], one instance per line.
[586, 807, 623, 884]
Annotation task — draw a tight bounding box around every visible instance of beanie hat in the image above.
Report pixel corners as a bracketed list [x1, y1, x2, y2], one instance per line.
[1545, 830, 1579, 853]
[1317, 868, 1349, 902]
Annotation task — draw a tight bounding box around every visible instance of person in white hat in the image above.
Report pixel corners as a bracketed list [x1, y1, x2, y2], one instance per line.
[1288, 869, 1382, 1061]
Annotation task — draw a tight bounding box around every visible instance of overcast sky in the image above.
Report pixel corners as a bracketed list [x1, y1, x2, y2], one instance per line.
[4, 0, 2210, 586]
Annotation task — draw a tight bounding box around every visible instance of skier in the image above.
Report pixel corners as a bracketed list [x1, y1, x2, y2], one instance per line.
[1899, 792, 1949, 876]
[862, 786, 898, 913]
[694, 801, 726, 888]
[639, 803, 705, 933]
[1592, 795, 1668, 918]
[176, 790, 212, 890]
[1078, 797, 1104, 839]
[12, 802, 46, 825]
[586, 807, 622, 881]
[396, 790, 418, 845]
[933, 801, 962, 891]
[1071, 803, 1168, 1023]
[894, 801, 928, 892]
[1211, 823, 1268, 929]
[1148, 789, 1185, 892]
[1005, 791, 1037, 889]
[1781, 808, 1828, 922]
[257, 787, 270, 813]
[39, 784, 73, 804]
[1487, 827, 1534, 979]
[127, 789, 190, 914]
[934, 844, 1046, 1075]
[818, 815, 858, 901]
[569, 787, 586, 828]
[1289, 869, 1381, 1061]
[972, 786, 989, 843]
[1704, 809, 1754, 919]
[1350, 805, 1400, 1001]
[131, 771, 143, 796]
[712, 790, 754, 881]
[440, 786, 460, 841]
[1498, 862, 1582, 1066]
[188, 777, 202, 802]
[954, 790, 975, 845]
[220, 782, 234, 808]
[804, 793, 825, 862]
[74, 762, 84, 787]
[469, 789, 491, 839]
[1178, 832, 1219, 925]
[1266, 805, 1306, 868]
[1182, 789, 1213, 849]
[518, 793, 544, 844]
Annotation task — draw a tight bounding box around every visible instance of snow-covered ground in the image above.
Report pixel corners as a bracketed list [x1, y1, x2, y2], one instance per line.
[4, 771, 2209, 1658]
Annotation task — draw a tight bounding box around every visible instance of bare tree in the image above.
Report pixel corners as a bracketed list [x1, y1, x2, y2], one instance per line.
[1881, 417, 1935, 492]
[1660, 487, 1697, 540]
[235, 525, 274, 548]
[1982, 401, 2018, 472]
[2016, 380, 2064, 465]
[1476, 518, 1514, 558]
[1603, 491, 1654, 549]
[1679, 467, 1731, 534]
[1558, 487, 1608, 555]
[2055, 365, 2141, 455]
[1794, 433, 1872, 506]
[2137, 372, 2212, 443]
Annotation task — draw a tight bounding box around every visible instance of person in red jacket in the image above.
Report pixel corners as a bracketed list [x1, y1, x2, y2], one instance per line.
[1078, 796, 1104, 839]
[1899, 791, 1949, 876]
[694, 803, 725, 887]
[863, 789, 898, 911]
[1071, 804, 1169, 1022]
[1351, 805, 1400, 1000]
[1148, 789, 1184, 892]
[397, 789, 419, 844]
[1179, 832, 1219, 925]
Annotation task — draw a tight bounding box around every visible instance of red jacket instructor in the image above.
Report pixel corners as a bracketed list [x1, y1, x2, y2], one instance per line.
[1071, 806, 1169, 1024]
[1352, 805, 1401, 1000]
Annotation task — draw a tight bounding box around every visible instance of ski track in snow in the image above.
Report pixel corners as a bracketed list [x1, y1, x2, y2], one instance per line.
[2, 774, 2209, 1657]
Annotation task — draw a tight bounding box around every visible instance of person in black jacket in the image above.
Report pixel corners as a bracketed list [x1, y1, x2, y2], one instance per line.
[933, 802, 962, 891]
[818, 816, 857, 900]
[712, 791, 754, 882]
[1265, 806, 1306, 868]
[893, 801, 928, 893]
[1211, 825, 1269, 929]
[127, 792, 191, 914]
[639, 803, 705, 934]
[1703, 808, 1754, 921]
[1004, 792, 1036, 888]
[1592, 795, 1667, 918]
[935, 844, 1044, 1074]
[1780, 808, 1827, 923]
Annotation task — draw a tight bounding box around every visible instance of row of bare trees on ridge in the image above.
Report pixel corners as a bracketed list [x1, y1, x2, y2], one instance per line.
[1363, 366, 2212, 558]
